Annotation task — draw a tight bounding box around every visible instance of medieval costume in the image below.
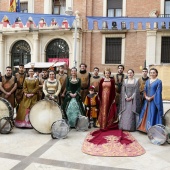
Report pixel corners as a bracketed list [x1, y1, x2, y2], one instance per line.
[38, 76, 48, 100]
[138, 76, 149, 105]
[56, 73, 67, 105]
[63, 77, 85, 127]
[15, 72, 27, 104]
[119, 78, 141, 131]
[137, 79, 163, 133]
[98, 78, 117, 130]
[84, 87, 99, 128]
[90, 75, 101, 93]
[86, 77, 135, 149]
[0, 75, 17, 108]
[115, 73, 126, 110]
[15, 77, 39, 128]
[77, 70, 91, 102]
[43, 79, 61, 102]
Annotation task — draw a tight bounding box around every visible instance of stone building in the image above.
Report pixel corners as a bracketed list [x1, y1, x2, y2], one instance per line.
[0, 0, 170, 74]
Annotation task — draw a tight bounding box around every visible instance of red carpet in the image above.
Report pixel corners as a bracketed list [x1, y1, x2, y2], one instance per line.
[82, 129, 145, 157]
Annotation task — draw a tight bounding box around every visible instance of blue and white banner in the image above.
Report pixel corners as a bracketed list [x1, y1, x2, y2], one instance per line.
[87, 16, 170, 30]
[0, 11, 75, 27]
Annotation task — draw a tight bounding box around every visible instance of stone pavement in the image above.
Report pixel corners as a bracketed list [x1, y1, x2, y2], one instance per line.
[0, 102, 170, 170]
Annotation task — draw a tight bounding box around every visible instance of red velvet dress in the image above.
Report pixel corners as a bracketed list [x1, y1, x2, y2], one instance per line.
[98, 78, 117, 129]
[89, 78, 132, 145]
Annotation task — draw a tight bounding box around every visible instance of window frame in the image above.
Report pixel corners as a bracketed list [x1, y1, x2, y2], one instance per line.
[161, 36, 170, 63]
[102, 34, 125, 65]
[19, 0, 34, 13]
[52, 0, 66, 15]
[103, 0, 126, 17]
[20, 2, 28, 13]
[165, 0, 170, 15]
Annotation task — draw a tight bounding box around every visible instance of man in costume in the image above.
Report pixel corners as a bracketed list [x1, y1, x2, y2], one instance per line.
[115, 65, 126, 111]
[0, 66, 17, 108]
[84, 85, 99, 128]
[15, 64, 27, 110]
[38, 69, 48, 100]
[56, 65, 67, 105]
[77, 63, 91, 102]
[90, 67, 101, 93]
[138, 67, 149, 105]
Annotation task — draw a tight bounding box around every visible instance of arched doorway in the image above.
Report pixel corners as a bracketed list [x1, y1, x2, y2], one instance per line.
[11, 40, 31, 68]
[46, 39, 69, 65]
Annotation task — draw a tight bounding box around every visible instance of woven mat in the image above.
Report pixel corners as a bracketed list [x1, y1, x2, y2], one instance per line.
[82, 130, 145, 157]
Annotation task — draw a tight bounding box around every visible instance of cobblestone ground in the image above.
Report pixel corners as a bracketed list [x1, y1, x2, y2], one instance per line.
[0, 102, 169, 170]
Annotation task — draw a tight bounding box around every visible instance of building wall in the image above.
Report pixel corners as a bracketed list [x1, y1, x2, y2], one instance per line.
[125, 31, 146, 72]
[0, 0, 9, 11]
[34, 0, 44, 13]
[126, 0, 161, 17]
[0, 0, 169, 75]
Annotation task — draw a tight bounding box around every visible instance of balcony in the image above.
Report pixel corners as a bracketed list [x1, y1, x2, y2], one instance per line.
[0, 11, 76, 32]
[159, 14, 170, 18]
[87, 16, 170, 30]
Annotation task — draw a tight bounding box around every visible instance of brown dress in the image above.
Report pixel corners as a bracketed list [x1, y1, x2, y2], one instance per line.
[77, 71, 91, 102]
[90, 76, 101, 93]
[15, 72, 26, 104]
[1, 75, 16, 108]
[15, 77, 39, 128]
[56, 73, 67, 105]
[38, 77, 48, 100]
[114, 74, 126, 110]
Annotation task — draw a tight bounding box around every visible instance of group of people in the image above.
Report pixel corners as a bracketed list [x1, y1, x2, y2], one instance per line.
[0, 63, 164, 134]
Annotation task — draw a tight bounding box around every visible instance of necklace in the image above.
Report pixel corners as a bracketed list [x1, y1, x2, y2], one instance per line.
[150, 78, 157, 83]
[104, 78, 110, 81]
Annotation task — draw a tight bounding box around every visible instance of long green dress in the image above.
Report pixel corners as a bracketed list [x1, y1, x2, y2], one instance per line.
[63, 77, 85, 127]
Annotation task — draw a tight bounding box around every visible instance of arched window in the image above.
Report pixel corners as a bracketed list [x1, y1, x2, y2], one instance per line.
[46, 38, 69, 61]
[11, 40, 31, 68]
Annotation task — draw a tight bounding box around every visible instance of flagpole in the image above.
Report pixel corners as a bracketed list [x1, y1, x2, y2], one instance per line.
[73, 18, 77, 68]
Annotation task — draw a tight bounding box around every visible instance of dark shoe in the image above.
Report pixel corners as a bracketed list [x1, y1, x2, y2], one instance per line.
[93, 125, 98, 128]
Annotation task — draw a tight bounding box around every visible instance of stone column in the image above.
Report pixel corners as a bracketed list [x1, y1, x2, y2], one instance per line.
[146, 30, 157, 67]
[41, 52, 46, 62]
[32, 33, 39, 62]
[66, 0, 73, 10]
[0, 33, 4, 74]
[72, 11, 81, 68]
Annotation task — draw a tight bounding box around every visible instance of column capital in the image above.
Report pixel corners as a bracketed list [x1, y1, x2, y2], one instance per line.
[33, 33, 39, 40]
[147, 30, 157, 36]
[0, 33, 4, 42]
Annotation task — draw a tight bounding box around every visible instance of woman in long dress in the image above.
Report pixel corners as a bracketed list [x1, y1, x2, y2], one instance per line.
[137, 68, 163, 133]
[63, 67, 85, 127]
[88, 68, 132, 146]
[43, 70, 61, 102]
[98, 68, 118, 130]
[15, 68, 39, 128]
[119, 69, 141, 131]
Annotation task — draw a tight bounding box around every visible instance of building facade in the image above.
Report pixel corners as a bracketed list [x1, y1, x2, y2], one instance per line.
[0, 0, 170, 74]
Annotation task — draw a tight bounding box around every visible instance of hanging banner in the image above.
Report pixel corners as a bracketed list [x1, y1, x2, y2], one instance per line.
[48, 58, 69, 66]
[150, 65, 170, 101]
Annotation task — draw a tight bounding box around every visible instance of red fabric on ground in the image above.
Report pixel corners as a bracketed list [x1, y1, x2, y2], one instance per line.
[88, 127, 132, 145]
